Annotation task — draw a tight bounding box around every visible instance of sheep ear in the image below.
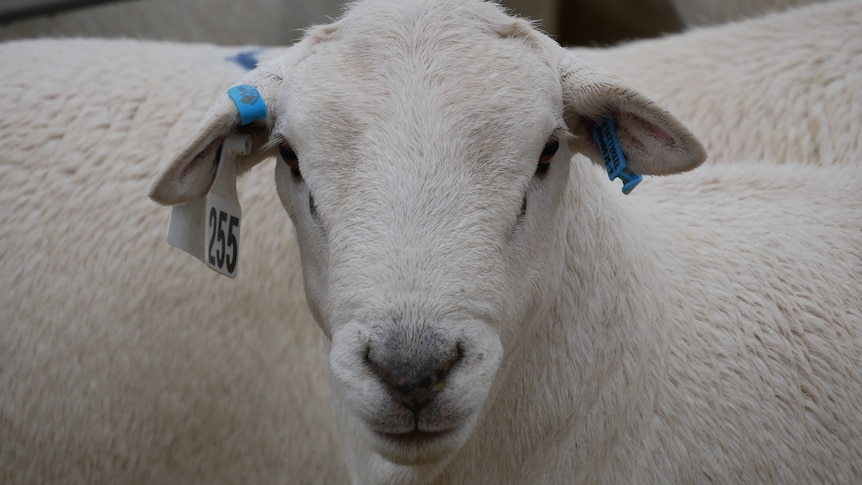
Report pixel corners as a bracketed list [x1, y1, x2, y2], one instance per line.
[561, 53, 706, 177]
[149, 69, 282, 205]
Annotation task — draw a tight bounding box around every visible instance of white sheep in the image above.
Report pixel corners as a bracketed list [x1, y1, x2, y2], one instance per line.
[151, 0, 862, 484]
[579, 0, 862, 165]
[0, 38, 346, 484]
[670, 0, 832, 25]
[5, 1, 862, 483]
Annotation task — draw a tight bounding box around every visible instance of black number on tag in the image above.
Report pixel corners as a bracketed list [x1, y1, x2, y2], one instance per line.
[208, 208, 240, 273]
[208, 207, 218, 266]
[217, 210, 227, 267]
[226, 215, 239, 273]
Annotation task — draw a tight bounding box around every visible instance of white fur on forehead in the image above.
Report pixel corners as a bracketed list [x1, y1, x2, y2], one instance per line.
[291, 0, 564, 121]
[282, 0, 566, 164]
[307, 0, 559, 62]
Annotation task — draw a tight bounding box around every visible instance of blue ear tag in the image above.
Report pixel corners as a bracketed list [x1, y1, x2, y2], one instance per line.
[227, 84, 267, 125]
[592, 117, 642, 195]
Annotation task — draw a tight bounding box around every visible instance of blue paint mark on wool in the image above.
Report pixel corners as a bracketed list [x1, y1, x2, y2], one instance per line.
[226, 50, 263, 71]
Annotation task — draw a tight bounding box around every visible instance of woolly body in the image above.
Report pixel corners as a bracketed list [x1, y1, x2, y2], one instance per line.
[0, 39, 345, 484]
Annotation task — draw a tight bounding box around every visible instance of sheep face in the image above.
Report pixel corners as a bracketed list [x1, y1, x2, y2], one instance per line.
[150, 1, 705, 479]
[272, 3, 572, 466]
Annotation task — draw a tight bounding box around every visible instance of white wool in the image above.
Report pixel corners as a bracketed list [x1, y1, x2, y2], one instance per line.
[579, 0, 862, 165]
[0, 39, 346, 484]
[150, 1, 862, 484]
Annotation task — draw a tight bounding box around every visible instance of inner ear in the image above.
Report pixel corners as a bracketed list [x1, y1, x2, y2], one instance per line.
[567, 96, 705, 178]
[177, 138, 223, 197]
[560, 53, 706, 178]
[149, 118, 273, 205]
[606, 110, 699, 176]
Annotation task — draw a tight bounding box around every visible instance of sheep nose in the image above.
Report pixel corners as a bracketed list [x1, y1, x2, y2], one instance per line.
[367, 343, 461, 413]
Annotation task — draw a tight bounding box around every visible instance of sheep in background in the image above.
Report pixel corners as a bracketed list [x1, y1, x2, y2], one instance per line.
[152, 1, 862, 483]
[670, 0, 833, 25]
[0, 39, 345, 485]
[579, 0, 862, 165]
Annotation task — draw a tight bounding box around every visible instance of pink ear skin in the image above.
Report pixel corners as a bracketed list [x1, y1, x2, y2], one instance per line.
[561, 53, 707, 177]
[149, 107, 238, 206]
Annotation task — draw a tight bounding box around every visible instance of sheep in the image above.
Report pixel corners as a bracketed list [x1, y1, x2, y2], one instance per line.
[4, 1, 861, 484]
[151, 0, 862, 483]
[670, 0, 833, 25]
[577, 0, 862, 165]
[0, 38, 346, 484]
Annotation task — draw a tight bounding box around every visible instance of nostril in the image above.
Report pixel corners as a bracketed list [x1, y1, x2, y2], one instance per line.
[417, 376, 433, 389]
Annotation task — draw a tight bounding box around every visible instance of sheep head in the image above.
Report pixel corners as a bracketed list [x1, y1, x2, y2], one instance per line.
[150, 0, 705, 482]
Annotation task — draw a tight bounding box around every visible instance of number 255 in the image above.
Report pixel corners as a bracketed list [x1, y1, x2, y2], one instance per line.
[208, 208, 239, 273]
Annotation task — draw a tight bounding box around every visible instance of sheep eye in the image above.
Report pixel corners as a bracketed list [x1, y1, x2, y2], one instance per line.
[536, 138, 558, 176]
[279, 144, 301, 178]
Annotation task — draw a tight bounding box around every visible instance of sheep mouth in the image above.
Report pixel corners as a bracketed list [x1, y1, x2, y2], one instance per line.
[378, 429, 452, 445]
[370, 428, 462, 464]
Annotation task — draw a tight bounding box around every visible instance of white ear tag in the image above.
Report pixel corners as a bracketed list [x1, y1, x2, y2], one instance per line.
[166, 195, 207, 263]
[166, 134, 251, 278]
